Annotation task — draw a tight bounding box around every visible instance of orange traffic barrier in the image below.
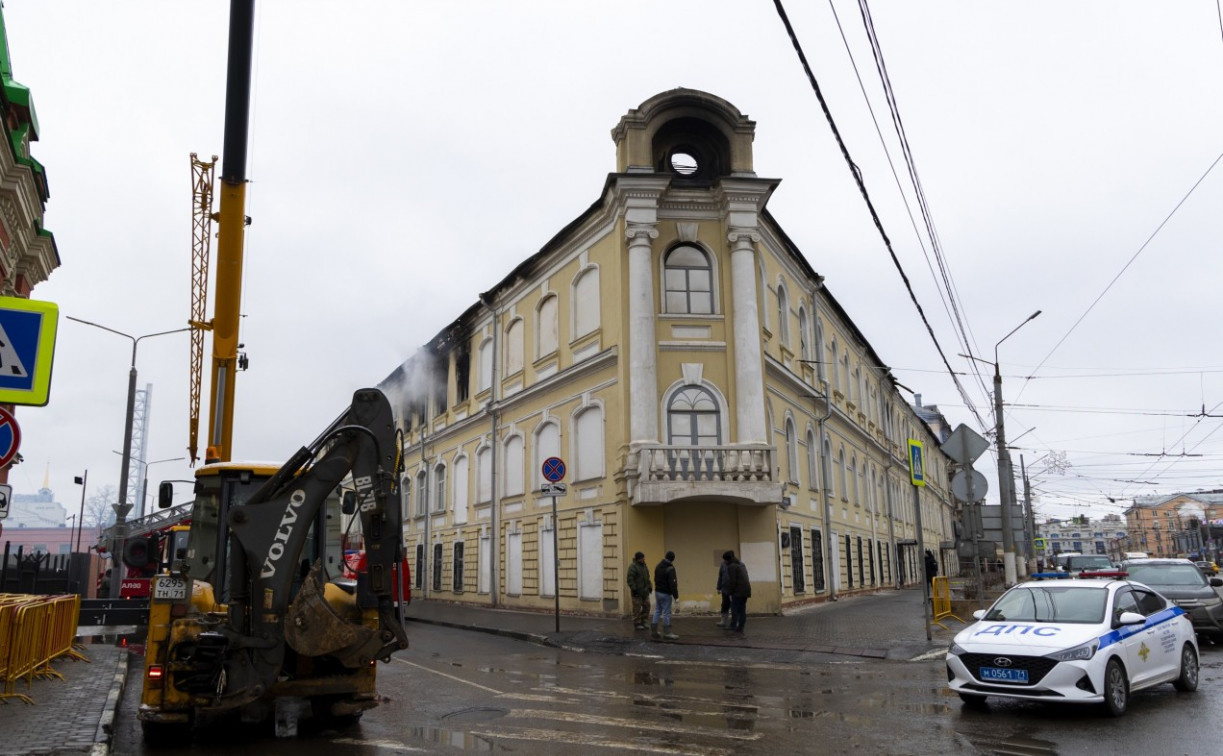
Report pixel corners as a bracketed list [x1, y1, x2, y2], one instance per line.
[930, 576, 965, 630]
[0, 594, 88, 705]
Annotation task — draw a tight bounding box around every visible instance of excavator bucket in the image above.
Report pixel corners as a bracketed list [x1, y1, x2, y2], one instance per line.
[283, 562, 376, 665]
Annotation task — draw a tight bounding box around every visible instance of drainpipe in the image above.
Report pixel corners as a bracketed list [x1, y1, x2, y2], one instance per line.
[420, 423, 429, 600]
[816, 378, 836, 601]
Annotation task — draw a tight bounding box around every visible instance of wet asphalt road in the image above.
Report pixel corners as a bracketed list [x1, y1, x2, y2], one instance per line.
[111, 624, 1223, 755]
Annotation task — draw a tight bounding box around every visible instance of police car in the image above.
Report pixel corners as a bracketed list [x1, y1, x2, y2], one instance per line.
[946, 578, 1198, 716]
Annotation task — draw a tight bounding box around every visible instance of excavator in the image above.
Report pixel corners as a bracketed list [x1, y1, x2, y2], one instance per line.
[137, 388, 408, 740]
[138, 1, 409, 740]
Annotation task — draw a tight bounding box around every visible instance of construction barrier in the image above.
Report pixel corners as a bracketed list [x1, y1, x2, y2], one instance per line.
[930, 576, 965, 630]
[0, 594, 87, 705]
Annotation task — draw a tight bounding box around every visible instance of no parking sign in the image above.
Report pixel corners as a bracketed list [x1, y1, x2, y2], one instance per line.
[0, 407, 20, 469]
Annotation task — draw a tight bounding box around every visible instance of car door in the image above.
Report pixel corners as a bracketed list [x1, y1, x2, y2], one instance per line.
[1132, 587, 1179, 683]
[1112, 588, 1161, 688]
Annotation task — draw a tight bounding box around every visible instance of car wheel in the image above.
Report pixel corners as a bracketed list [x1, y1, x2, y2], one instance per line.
[958, 692, 987, 707]
[1173, 643, 1199, 692]
[1103, 659, 1128, 717]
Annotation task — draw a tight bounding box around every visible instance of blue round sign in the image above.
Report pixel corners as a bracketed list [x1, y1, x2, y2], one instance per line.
[541, 456, 566, 482]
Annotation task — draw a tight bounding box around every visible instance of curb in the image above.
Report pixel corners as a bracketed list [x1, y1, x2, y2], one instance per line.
[91, 648, 128, 756]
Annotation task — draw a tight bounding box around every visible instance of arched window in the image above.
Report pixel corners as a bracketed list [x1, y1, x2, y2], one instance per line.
[838, 448, 847, 502]
[573, 267, 600, 337]
[504, 436, 524, 496]
[574, 406, 604, 480]
[806, 430, 819, 491]
[505, 319, 524, 375]
[785, 418, 798, 484]
[666, 385, 721, 446]
[453, 456, 469, 523]
[663, 245, 713, 314]
[831, 341, 840, 393]
[476, 446, 492, 503]
[433, 464, 447, 513]
[850, 455, 859, 505]
[798, 306, 810, 361]
[537, 295, 558, 357]
[477, 338, 493, 392]
[416, 471, 428, 516]
[777, 283, 790, 348]
[823, 436, 833, 496]
[535, 421, 560, 478]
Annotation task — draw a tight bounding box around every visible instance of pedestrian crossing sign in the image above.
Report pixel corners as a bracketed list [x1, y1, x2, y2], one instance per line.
[0, 297, 58, 406]
[908, 439, 925, 487]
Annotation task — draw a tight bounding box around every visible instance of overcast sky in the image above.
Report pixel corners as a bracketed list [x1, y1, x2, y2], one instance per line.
[3, 1, 1221, 526]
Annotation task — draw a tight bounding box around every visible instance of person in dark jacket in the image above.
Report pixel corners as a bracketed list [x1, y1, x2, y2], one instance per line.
[626, 551, 652, 630]
[714, 557, 731, 628]
[924, 549, 939, 587]
[723, 550, 751, 633]
[652, 551, 679, 640]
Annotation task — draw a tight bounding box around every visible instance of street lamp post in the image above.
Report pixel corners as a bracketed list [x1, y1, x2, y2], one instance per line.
[67, 316, 191, 599]
[961, 310, 1041, 587]
[73, 471, 87, 553]
[140, 457, 186, 519]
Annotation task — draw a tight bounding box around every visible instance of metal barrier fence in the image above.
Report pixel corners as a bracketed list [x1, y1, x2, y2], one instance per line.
[0, 594, 87, 704]
[930, 576, 965, 629]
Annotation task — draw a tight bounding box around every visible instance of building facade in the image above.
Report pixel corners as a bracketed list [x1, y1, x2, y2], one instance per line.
[1037, 514, 1127, 562]
[1123, 493, 1223, 560]
[0, 10, 59, 488]
[382, 90, 956, 616]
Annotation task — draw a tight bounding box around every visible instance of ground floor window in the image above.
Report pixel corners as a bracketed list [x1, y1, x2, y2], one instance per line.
[433, 543, 443, 592]
[811, 529, 826, 591]
[790, 526, 805, 593]
[415, 544, 424, 590]
[453, 542, 465, 592]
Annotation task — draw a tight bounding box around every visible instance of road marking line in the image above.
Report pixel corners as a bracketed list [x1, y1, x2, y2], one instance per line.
[331, 737, 429, 752]
[506, 708, 763, 741]
[910, 649, 946, 662]
[472, 726, 735, 755]
[394, 657, 503, 694]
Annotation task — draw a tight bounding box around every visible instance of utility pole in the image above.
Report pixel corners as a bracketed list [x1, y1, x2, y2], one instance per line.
[991, 311, 1040, 587]
[1021, 455, 1036, 573]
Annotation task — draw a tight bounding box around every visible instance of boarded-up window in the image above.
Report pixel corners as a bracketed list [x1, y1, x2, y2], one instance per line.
[574, 268, 600, 337]
[453, 456, 469, 525]
[504, 436, 524, 496]
[478, 339, 493, 392]
[579, 521, 603, 600]
[538, 295, 558, 357]
[505, 320, 524, 375]
[575, 406, 604, 480]
[476, 446, 492, 503]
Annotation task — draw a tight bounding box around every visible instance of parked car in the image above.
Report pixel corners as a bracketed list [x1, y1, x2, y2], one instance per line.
[1121, 558, 1223, 640]
[1194, 560, 1218, 576]
[946, 578, 1198, 716]
[1063, 554, 1115, 576]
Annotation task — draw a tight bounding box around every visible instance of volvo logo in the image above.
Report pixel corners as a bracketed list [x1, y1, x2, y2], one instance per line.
[993, 657, 1014, 667]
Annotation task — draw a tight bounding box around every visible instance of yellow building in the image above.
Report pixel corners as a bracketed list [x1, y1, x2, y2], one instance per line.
[383, 89, 955, 617]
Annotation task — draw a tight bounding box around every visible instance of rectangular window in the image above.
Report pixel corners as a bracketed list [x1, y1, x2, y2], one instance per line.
[811, 529, 826, 592]
[845, 534, 854, 589]
[868, 538, 875, 586]
[790, 526, 805, 593]
[455, 345, 470, 403]
[452, 542, 465, 592]
[432, 543, 443, 592]
[414, 544, 424, 590]
[856, 536, 865, 588]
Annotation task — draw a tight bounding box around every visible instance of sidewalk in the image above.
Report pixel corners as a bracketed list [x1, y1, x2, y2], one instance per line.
[405, 585, 959, 661]
[0, 587, 958, 754]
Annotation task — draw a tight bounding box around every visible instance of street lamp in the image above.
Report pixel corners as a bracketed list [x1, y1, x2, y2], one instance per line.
[111, 451, 187, 519]
[960, 309, 1041, 587]
[67, 316, 191, 598]
[73, 471, 87, 553]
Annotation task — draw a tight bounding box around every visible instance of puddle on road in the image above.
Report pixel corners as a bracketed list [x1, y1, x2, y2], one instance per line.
[405, 725, 497, 752]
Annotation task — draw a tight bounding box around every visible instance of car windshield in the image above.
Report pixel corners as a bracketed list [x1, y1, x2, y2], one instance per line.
[984, 586, 1108, 623]
[1069, 556, 1112, 569]
[1124, 564, 1207, 587]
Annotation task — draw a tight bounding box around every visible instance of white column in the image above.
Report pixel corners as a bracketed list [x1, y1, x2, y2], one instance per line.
[627, 223, 660, 443]
[730, 230, 766, 443]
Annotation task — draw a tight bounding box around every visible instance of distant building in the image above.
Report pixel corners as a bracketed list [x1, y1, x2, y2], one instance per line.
[6, 485, 66, 528]
[1038, 515, 1127, 560]
[1123, 492, 1223, 559]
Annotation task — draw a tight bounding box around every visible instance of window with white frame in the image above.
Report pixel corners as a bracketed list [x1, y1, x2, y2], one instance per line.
[478, 338, 493, 392]
[785, 418, 798, 484]
[537, 295, 558, 357]
[453, 456, 469, 523]
[777, 283, 790, 348]
[505, 319, 524, 375]
[504, 436, 524, 496]
[799, 307, 810, 361]
[838, 448, 847, 501]
[663, 245, 713, 314]
[574, 406, 604, 480]
[806, 430, 819, 491]
[476, 446, 492, 503]
[536, 421, 560, 479]
[433, 463, 446, 513]
[416, 471, 428, 516]
[666, 385, 721, 446]
[573, 267, 600, 337]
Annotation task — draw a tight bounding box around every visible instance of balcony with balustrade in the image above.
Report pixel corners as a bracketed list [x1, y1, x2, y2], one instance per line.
[621, 443, 782, 507]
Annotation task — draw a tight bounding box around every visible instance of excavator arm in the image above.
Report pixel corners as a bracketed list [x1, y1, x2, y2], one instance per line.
[208, 388, 407, 711]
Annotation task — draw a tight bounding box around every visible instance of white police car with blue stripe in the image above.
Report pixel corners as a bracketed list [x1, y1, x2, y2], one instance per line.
[946, 578, 1198, 716]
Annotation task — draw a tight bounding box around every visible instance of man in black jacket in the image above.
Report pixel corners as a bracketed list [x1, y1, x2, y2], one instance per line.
[724, 550, 751, 633]
[651, 551, 679, 640]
